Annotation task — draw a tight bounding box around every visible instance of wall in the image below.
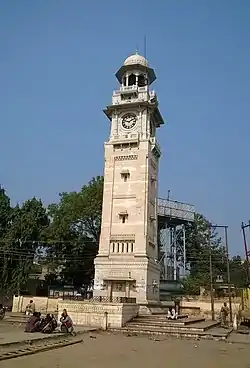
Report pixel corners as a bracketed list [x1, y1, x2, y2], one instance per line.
[181, 299, 240, 318]
[58, 300, 139, 328]
[121, 303, 139, 325]
[12, 296, 60, 314]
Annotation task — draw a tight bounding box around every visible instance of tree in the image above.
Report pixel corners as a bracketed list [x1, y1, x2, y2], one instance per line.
[0, 186, 12, 238]
[183, 213, 227, 292]
[0, 197, 49, 294]
[229, 256, 248, 288]
[45, 176, 103, 287]
[0, 187, 13, 294]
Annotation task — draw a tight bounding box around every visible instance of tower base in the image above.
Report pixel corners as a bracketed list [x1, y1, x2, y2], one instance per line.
[93, 255, 160, 304]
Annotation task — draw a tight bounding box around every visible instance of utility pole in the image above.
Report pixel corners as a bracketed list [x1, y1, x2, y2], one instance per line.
[224, 226, 232, 323]
[241, 222, 250, 283]
[212, 225, 232, 323]
[208, 225, 215, 321]
[17, 239, 22, 296]
[183, 225, 186, 277]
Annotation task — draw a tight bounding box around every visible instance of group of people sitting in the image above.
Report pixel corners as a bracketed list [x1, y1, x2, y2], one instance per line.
[24, 300, 74, 335]
[25, 312, 57, 333]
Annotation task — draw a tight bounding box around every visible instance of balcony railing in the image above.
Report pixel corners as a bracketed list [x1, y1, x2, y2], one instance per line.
[62, 296, 136, 303]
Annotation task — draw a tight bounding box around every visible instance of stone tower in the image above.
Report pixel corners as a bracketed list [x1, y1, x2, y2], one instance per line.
[93, 52, 164, 304]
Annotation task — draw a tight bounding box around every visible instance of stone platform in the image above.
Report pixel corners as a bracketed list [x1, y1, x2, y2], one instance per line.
[2, 312, 31, 326]
[58, 300, 139, 328]
[110, 314, 233, 341]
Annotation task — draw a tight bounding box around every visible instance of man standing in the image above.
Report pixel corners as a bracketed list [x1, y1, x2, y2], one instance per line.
[220, 302, 229, 327]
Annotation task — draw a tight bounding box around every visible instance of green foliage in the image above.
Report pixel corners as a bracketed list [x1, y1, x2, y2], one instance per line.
[182, 276, 201, 295]
[0, 189, 49, 294]
[0, 177, 247, 296]
[0, 187, 12, 238]
[229, 256, 248, 288]
[44, 176, 103, 287]
[183, 213, 227, 291]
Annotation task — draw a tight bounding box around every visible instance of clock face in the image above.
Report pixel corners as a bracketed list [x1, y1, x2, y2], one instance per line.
[122, 114, 137, 130]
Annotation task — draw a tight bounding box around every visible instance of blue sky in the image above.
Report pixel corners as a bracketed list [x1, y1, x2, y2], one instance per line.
[0, 0, 249, 255]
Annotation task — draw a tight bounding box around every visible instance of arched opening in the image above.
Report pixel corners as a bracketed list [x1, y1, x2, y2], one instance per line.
[138, 74, 147, 87]
[128, 73, 136, 86]
[122, 76, 127, 86]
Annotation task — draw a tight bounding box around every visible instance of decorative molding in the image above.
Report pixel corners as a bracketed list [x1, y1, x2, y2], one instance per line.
[110, 234, 135, 240]
[96, 262, 149, 268]
[149, 158, 157, 171]
[58, 302, 123, 314]
[152, 148, 161, 159]
[113, 194, 136, 199]
[114, 154, 138, 161]
[149, 241, 156, 248]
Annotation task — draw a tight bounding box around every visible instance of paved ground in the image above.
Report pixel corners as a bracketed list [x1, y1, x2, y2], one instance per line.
[1, 332, 250, 368]
[228, 331, 250, 344]
[0, 325, 95, 345]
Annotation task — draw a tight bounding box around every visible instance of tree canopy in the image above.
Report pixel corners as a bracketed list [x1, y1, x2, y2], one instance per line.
[0, 187, 49, 295]
[44, 176, 103, 287]
[183, 214, 246, 294]
[0, 177, 246, 296]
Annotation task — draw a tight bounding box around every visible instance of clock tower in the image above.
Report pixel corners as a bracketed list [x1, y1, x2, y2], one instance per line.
[93, 52, 164, 304]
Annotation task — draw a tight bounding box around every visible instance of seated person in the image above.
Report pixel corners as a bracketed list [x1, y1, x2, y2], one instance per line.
[51, 314, 58, 330]
[0, 304, 5, 320]
[25, 312, 41, 332]
[37, 313, 50, 332]
[25, 300, 35, 316]
[59, 309, 75, 334]
[41, 314, 57, 334]
[167, 307, 178, 320]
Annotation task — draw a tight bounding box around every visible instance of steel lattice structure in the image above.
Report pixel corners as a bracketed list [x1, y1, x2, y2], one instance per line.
[157, 198, 195, 281]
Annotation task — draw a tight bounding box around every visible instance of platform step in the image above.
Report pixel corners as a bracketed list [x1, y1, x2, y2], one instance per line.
[1, 313, 29, 325]
[133, 316, 205, 325]
[139, 313, 188, 319]
[126, 320, 220, 333]
[110, 326, 232, 341]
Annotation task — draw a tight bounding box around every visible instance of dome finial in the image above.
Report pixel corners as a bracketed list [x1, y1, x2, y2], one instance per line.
[124, 53, 149, 67]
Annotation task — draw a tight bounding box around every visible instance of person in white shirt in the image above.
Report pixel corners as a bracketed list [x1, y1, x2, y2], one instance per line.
[167, 307, 178, 320]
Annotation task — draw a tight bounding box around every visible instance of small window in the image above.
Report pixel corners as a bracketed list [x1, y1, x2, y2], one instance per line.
[121, 172, 130, 182]
[119, 212, 128, 223]
[138, 74, 146, 87]
[121, 243, 124, 252]
[112, 243, 115, 252]
[128, 73, 136, 86]
[117, 243, 120, 252]
[131, 243, 134, 252]
[126, 243, 129, 252]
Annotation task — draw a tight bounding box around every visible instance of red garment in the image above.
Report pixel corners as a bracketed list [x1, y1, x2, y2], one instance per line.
[25, 315, 40, 332]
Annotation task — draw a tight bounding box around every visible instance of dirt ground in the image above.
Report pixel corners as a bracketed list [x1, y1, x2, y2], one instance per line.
[1, 332, 250, 368]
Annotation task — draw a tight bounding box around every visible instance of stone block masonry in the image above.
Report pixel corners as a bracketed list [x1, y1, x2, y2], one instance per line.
[58, 300, 139, 329]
